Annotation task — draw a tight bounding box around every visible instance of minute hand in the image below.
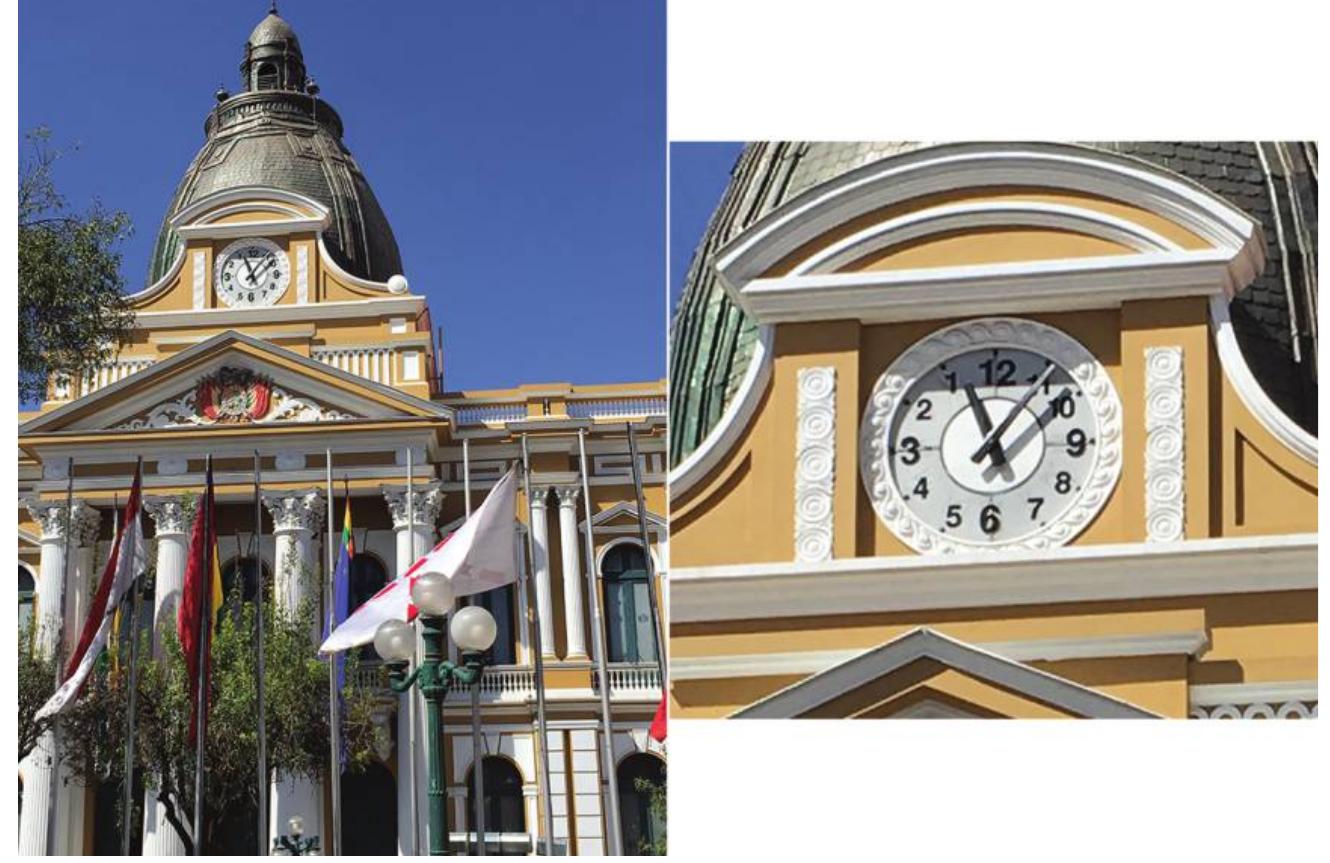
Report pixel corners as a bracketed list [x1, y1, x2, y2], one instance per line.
[970, 363, 1057, 464]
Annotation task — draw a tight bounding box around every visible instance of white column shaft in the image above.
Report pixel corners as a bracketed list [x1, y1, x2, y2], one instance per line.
[529, 494, 556, 658]
[555, 489, 587, 659]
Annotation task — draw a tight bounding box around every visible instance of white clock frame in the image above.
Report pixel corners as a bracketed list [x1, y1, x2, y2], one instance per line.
[859, 317, 1123, 554]
[214, 236, 290, 308]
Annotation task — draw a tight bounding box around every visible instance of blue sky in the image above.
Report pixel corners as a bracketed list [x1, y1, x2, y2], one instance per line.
[18, 1, 665, 392]
[669, 142, 743, 310]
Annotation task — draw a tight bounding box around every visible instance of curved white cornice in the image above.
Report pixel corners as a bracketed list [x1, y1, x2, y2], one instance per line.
[716, 142, 1264, 295]
[793, 200, 1179, 274]
[668, 324, 774, 497]
[1208, 294, 1317, 465]
[168, 186, 331, 229]
[127, 247, 186, 304]
[317, 235, 404, 294]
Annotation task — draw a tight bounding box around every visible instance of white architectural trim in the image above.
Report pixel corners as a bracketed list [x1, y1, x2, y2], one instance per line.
[1144, 346, 1185, 541]
[134, 295, 425, 328]
[168, 186, 331, 230]
[715, 142, 1263, 295]
[128, 248, 186, 304]
[672, 533, 1317, 623]
[860, 317, 1122, 553]
[316, 234, 401, 293]
[1208, 295, 1317, 465]
[794, 366, 836, 562]
[593, 536, 663, 575]
[175, 217, 329, 241]
[732, 627, 1159, 719]
[1189, 681, 1317, 707]
[578, 500, 667, 533]
[191, 250, 206, 310]
[668, 324, 774, 497]
[674, 629, 1211, 681]
[735, 249, 1242, 325]
[792, 200, 1178, 275]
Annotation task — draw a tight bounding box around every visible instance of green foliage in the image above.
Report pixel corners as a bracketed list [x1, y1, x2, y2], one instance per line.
[634, 771, 668, 856]
[50, 578, 382, 854]
[16, 618, 56, 762]
[18, 127, 135, 403]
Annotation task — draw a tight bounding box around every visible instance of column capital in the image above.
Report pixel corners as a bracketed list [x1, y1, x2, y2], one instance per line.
[24, 498, 100, 546]
[528, 485, 552, 510]
[261, 489, 326, 534]
[553, 485, 581, 507]
[381, 481, 444, 530]
[143, 495, 198, 537]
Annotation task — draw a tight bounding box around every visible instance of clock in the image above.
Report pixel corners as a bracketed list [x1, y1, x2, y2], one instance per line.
[859, 317, 1122, 553]
[214, 237, 290, 308]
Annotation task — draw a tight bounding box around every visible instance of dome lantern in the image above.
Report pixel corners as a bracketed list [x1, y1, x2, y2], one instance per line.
[240, 4, 306, 93]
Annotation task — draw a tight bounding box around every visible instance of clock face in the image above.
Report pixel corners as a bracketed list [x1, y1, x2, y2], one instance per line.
[860, 318, 1122, 553]
[215, 238, 289, 308]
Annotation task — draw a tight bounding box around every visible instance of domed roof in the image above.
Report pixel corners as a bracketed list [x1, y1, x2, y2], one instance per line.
[147, 10, 403, 285]
[670, 142, 1319, 465]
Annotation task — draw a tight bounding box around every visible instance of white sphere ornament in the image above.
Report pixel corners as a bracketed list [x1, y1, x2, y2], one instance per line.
[387, 274, 409, 294]
[410, 571, 455, 616]
[450, 605, 498, 652]
[373, 619, 416, 661]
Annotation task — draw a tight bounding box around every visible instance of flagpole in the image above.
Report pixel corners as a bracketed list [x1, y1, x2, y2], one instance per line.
[519, 434, 557, 856]
[254, 450, 268, 856]
[192, 455, 213, 856]
[462, 439, 487, 856]
[625, 424, 667, 686]
[578, 430, 623, 855]
[325, 449, 343, 856]
[405, 446, 422, 854]
[121, 459, 144, 855]
[44, 455, 75, 855]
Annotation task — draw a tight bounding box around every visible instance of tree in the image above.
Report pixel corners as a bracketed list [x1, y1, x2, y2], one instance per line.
[52, 584, 383, 855]
[634, 771, 668, 855]
[18, 127, 135, 403]
[17, 619, 56, 762]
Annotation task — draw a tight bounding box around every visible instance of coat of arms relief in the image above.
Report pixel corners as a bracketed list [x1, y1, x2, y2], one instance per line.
[113, 366, 354, 430]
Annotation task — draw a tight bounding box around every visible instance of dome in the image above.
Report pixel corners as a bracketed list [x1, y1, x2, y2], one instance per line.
[669, 142, 1319, 466]
[147, 9, 403, 285]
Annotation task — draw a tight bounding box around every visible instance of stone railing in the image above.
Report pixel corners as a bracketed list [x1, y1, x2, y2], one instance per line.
[352, 660, 661, 702]
[311, 346, 395, 385]
[71, 357, 157, 398]
[454, 403, 527, 425]
[592, 663, 662, 697]
[568, 396, 667, 419]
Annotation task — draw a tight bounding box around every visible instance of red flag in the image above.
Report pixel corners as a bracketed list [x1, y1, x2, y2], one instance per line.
[649, 692, 667, 743]
[178, 461, 216, 745]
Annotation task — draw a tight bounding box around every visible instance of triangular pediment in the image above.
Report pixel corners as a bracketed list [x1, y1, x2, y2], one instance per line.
[580, 500, 666, 532]
[19, 331, 449, 436]
[732, 628, 1158, 720]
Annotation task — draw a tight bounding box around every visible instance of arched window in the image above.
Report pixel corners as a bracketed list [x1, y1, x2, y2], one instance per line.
[347, 553, 388, 659]
[19, 565, 36, 638]
[601, 543, 658, 663]
[220, 557, 269, 622]
[255, 62, 279, 89]
[470, 586, 516, 666]
[340, 761, 396, 854]
[466, 757, 525, 854]
[617, 754, 666, 855]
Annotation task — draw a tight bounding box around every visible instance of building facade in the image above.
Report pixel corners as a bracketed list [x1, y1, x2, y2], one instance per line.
[669, 142, 1316, 720]
[18, 9, 665, 855]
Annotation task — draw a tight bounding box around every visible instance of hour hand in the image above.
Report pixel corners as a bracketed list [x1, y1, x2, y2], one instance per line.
[964, 383, 1008, 468]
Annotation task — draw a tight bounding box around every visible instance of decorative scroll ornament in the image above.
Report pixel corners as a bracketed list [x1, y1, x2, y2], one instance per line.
[1144, 347, 1185, 542]
[197, 367, 272, 423]
[114, 369, 353, 430]
[795, 366, 836, 563]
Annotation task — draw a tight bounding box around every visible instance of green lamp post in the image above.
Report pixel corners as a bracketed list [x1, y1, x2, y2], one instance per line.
[374, 572, 498, 857]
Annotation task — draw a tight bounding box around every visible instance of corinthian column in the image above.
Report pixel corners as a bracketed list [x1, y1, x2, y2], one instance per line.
[20, 499, 99, 857]
[528, 488, 556, 658]
[382, 481, 443, 855]
[261, 489, 327, 848]
[553, 486, 587, 660]
[139, 496, 195, 856]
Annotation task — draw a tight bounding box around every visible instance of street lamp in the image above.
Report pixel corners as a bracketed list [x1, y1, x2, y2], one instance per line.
[375, 573, 498, 856]
[272, 815, 320, 855]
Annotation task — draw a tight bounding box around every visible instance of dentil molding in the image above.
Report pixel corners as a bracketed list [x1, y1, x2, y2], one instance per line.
[795, 366, 836, 563]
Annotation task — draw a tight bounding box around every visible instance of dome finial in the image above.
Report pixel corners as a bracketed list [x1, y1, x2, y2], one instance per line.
[269, 1, 278, 14]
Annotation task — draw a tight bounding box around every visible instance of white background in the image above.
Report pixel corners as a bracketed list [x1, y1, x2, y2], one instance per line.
[667, 1, 1327, 860]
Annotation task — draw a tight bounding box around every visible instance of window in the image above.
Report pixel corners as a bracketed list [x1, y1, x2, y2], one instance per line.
[466, 757, 525, 854]
[19, 565, 35, 638]
[346, 553, 388, 660]
[617, 754, 665, 855]
[470, 586, 516, 666]
[601, 543, 658, 663]
[255, 62, 279, 89]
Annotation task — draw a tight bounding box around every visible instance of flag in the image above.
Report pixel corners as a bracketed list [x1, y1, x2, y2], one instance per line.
[320, 468, 519, 653]
[179, 461, 217, 745]
[325, 496, 355, 689]
[649, 693, 667, 743]
[36, 464, 148, 719]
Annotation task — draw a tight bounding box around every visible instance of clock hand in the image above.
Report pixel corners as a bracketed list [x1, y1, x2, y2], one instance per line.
[971, 362, 1057, 464]
[240, 254, 259, 285]
[964, 383, 1008, 468]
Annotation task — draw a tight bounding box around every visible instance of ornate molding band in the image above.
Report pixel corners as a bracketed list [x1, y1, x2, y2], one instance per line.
[1190, 700, 1317, 720]
[1145, 347, 1185, 542]
[381, 482, 445, 531]
[795, 366, 836, 563]
[113, 378, 353, 430]
[261, 489, 326, 534]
